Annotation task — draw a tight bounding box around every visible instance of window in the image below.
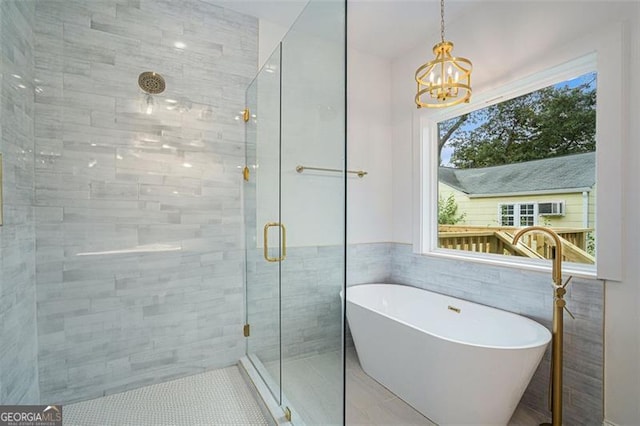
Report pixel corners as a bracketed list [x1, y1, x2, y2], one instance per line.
[421, 63, 598, 270]
[499, 201, 565, 226]
[500, 204, 515, 226]
[499, 203, 537, 226]
[518, 204, 535, 226]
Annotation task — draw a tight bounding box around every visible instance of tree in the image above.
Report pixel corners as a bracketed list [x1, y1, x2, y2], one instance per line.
[438, 194, 466, 225]
[438, 75, 596, 169]
[437, 114, 468, 165]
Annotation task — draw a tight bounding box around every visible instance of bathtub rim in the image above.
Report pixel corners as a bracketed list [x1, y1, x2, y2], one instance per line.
[345, 283, 552, 351]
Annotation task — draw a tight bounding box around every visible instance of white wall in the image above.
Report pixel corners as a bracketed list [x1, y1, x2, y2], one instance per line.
[607, 10, 640, 425]
[390, 2, 640, 423]
[347, 47, 393, 244]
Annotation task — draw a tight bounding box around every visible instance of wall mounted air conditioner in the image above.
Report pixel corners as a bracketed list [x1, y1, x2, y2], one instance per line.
[538, 201, 564, 216]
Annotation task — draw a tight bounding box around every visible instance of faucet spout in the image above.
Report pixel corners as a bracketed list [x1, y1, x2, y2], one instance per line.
[512, 226, 563, 286]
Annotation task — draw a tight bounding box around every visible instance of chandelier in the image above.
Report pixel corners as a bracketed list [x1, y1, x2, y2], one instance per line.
[415, 0, 472, 108]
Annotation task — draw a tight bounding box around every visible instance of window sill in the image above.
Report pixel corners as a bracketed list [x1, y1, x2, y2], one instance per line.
[421, 248, 599, 281]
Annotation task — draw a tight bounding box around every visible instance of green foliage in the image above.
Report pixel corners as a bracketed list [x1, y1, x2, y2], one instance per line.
[439, 74, 596, 168]
[586, 231, 596, 257]
[438, 194, 466, 225]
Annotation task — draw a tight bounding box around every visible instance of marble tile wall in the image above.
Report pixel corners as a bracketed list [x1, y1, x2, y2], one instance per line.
[384, 243, 603, 425]
[33, 0, 257, 403]
[0, 0, 40, 404]
[279, 245, 344, 361]
[246, 246, 345, 363]
[245, 242, 391, 364]
[347, 243, 392, 286]
[344, 242, 393, 347]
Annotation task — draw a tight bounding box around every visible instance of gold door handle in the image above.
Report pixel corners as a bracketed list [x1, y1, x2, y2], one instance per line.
[263, 222, 286, 262]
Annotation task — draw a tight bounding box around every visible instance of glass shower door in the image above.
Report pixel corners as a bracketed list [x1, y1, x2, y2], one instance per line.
[279, 0, 346, 424]
[244, 47, 282, 403]
[244, 0, 346, 423]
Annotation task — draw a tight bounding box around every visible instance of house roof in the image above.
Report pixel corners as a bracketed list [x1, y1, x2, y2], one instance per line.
[439, 152, 596, 197]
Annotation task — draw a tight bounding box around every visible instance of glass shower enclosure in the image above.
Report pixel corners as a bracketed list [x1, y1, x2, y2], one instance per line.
[243, 1, 346, 424]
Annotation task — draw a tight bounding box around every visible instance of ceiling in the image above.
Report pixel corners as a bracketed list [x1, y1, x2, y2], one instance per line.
[210, 0, 474, 60]
[347, 1, 470, 59]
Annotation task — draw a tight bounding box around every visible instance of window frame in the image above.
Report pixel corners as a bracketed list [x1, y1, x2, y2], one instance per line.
[499, 203, 516, 226]
[415, 54, 605, 278]
[498, 202, 538, 227]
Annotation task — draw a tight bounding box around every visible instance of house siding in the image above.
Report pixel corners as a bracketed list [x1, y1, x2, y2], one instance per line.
[439, 182, 596, 229]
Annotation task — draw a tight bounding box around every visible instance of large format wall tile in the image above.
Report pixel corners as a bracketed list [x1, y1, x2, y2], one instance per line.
[246, 246, 345, 363]
[0, 0, 39, 404]
[33, 0, 257, 404]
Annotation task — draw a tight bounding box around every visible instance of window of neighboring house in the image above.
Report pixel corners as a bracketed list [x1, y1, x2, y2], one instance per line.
[499, 203, 536, 226]
[422, 61, 597, 272]
[519, 203, 536, 226]
[499, 204, 515, 226]
[499, 201, 566, 226]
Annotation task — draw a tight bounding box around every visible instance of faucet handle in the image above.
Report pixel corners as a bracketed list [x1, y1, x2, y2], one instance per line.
[564, 304, 576, 320]
[556, 296, 576, 319]
[561, 276, 575, 319]
[562, 275, 573, 289]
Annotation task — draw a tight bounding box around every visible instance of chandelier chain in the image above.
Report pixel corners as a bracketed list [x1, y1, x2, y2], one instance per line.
[440, 0, 445, 43]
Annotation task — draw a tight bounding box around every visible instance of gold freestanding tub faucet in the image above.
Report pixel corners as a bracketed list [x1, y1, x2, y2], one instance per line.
[512, 226, 573, 426]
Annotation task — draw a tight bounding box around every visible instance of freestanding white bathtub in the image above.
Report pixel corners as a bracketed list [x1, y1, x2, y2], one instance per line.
[346, 284, 551, 425]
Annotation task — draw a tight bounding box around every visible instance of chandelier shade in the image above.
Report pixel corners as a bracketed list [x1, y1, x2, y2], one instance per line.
[415, 0, 473, 108]
[415, 41, 472, 108]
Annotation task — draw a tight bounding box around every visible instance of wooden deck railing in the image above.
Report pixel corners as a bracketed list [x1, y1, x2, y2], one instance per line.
[438, 225, 595, 264]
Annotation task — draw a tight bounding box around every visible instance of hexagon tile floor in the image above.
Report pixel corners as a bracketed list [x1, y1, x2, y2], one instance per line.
[64, 366, 269, 426]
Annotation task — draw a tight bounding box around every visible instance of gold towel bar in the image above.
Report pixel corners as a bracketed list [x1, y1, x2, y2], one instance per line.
[295, 165, 367, 178]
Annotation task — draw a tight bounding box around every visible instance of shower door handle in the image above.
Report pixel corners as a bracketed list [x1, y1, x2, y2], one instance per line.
[263, 222, 287, 262]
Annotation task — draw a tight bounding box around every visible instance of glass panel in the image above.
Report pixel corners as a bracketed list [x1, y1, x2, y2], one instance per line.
[437, 71, 597, 264]
[280, 0, 346, 424]
[245, 46, 282, 403]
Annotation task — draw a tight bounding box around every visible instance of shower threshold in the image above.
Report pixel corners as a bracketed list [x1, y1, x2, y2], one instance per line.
[238, 356, 303, 426]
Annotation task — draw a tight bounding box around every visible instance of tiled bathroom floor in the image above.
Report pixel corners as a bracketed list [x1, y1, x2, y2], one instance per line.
[64, 350, 547, 426]
[267, 347, 548, 425]
[263, 353, 344, 425]
[64, 366, 269, 426]
[345, 347, 436, 425]
[270, 347, 436, 424]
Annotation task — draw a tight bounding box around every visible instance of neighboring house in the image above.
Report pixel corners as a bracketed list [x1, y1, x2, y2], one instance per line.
[439, 152, 596, 228]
